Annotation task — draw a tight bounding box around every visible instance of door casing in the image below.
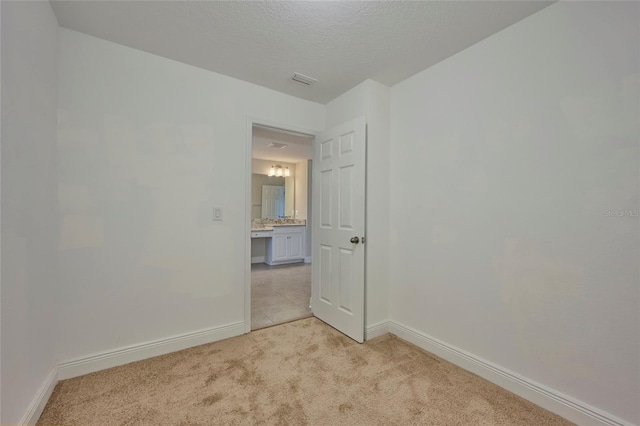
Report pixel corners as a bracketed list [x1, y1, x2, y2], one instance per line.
[244, 116, 320, 333]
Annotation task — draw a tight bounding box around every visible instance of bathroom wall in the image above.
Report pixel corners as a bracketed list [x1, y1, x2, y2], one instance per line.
[294, 160, 308, 220]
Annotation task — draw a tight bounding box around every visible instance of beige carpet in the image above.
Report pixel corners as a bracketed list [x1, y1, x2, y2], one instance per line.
[39, 318, 573, 425]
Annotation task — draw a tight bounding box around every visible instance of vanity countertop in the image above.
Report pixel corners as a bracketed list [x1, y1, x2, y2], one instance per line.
[251, 223, 305, 232]
[251, 226, 273, 232]
[251, 218, 306, 233]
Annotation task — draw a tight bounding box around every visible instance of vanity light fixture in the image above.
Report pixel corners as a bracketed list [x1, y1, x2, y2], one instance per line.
[268, 165, 290, 177]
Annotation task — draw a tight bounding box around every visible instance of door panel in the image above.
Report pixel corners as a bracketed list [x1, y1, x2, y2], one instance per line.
[338, 248, 354, 313]
[312, 117, 366, 343]
[319, 245, 333, 304]
[320, 170, 332, 227]
[339, 165, 354, 230]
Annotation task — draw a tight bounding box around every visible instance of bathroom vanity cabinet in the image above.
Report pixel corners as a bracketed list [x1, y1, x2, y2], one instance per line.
[264, 225, 305, 265]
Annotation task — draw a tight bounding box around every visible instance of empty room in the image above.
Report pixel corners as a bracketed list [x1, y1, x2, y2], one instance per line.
[1, 1, 638, 425]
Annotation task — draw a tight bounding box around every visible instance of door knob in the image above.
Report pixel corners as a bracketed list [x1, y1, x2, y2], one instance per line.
[350, 236, 360, 244]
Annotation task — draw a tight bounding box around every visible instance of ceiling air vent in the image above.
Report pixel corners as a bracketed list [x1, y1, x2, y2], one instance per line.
[292, 72, 318, 86]
[268, 142, 288, 149]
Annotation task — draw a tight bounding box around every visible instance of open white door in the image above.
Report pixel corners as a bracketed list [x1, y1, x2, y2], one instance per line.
[312, 117, 366, 343]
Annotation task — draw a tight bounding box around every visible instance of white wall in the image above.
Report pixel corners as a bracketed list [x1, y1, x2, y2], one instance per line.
[1, 1, 59, 423]
[294, 159, 311, 258]
[325, 79, 391, 329]
[389, 2, 639, 424]
[305, 160, 312, 258]
[294, 160, 308, 220]
[284, 176, 294, 218]
[57, 29, 324, 363]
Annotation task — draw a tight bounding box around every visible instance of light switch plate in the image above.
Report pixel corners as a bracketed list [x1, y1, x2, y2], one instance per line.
[213, 206, 223, 221]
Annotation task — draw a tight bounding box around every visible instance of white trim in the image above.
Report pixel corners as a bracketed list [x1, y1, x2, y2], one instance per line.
[365, 320, 390, 340]
[245, 117, 253, 333]
[58, 322, 245, 380]
[388, 320, 635, 426]
[251, 256, 265, 264]
[304, 256, 312, 264]
[19, 365, 58, 425]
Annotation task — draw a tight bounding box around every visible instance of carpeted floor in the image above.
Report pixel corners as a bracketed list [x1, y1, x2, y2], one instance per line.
[38, 318, 573, 425]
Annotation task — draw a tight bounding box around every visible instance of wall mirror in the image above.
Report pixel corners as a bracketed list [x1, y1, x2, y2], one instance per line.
[251, 173, 295, 220]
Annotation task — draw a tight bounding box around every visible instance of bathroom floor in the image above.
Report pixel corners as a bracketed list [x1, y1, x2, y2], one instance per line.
[251, 262, 312, 330]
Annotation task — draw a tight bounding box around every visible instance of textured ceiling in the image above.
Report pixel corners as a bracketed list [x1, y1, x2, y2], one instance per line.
[51, 1, 553, 104]
[252, 126, 313, 164]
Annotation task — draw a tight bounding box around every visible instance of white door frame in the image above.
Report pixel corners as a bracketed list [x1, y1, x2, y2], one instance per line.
[244, 116, 320, 333]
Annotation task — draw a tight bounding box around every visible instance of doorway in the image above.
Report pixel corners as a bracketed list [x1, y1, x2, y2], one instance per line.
[248, 124, 314, 330]
[245, 116, 367, 342]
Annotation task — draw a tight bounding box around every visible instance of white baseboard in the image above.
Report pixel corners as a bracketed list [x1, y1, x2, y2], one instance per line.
[304, 256, 312, 264]
[19, 364, 58, 425]
[58, 321, 245, 380]
[251, 256, 265, 264]
[19, 320, 631, 426]
[365, 320, 390, 340]
[388, 320, 634, 426]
